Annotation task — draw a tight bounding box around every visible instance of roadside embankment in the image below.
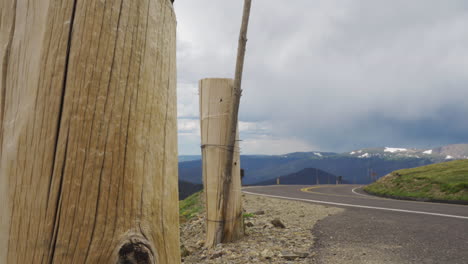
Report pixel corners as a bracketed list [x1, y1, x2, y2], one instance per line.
[179, 191, 343, 263]
[364, 160, 468, 203]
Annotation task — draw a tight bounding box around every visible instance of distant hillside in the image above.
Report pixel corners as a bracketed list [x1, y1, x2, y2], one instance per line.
[179, 159, 203, 183]
[179, 153, 433, 185]
[179, 155, 201, 162]
[178, 143, 468, 186]
[365, 160, 468, 201]
[178, 180, 203, 200]
[254, 168, 343, 185]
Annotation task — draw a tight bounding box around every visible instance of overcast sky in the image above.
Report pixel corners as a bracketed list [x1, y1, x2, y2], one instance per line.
[174, 0, 468, 155]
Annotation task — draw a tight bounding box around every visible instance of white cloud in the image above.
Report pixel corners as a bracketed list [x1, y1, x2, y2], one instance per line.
[240, 135, 316, 155]
[177, 83, 199, 118]
[178, 119, 200, 135]
[239, 121, 271, 134]
[174, 0, 468, 154]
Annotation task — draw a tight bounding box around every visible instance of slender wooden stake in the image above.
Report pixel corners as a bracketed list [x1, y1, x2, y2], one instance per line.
[216, 0, 252, 246]
[0, 0, 180, 263]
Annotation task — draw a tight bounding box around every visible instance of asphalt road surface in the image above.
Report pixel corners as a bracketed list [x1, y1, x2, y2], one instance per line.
[243, 185, 468, 264]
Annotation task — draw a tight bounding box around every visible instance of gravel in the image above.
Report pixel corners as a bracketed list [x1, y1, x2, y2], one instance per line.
[180, 193, 343, 263]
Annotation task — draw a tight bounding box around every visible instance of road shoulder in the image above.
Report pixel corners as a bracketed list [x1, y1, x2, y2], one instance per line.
[180, 193, 343, 263]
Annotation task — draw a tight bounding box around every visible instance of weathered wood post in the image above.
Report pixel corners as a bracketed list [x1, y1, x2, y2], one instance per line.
[198, 0, 252, 247]
[199, 78, 244, 247]
[0, 0, 180, 263]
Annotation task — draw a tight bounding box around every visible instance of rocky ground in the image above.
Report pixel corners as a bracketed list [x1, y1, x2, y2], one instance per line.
[180, 193, 343, 263]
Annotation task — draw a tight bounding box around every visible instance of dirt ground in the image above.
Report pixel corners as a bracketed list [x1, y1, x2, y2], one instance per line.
[180, 193, 343, 263]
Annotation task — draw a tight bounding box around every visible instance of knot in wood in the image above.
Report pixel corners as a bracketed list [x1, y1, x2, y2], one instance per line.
[118, 237, 155, 264]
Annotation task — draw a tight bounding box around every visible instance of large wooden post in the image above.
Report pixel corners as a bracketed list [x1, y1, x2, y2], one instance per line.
[199, 78, 244, 247]
[0, 0, 179, 263]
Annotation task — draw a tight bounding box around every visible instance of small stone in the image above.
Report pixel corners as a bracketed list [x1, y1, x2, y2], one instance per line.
[210, 251, 223, 259]
[196, 240, 205, 248]
[246, 221, 254, 227]
[180, 245, 191, 257]
[271, 218, 286, 228]
[260, 249, 274, 259]
[280, 251, 299, 260]
[254, 210, 265, 215]
[294, 251, 309, 258]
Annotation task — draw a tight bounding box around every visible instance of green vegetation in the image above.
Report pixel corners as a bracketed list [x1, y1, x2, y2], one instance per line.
[179, 191, 204, 222]
[365, 160, 468, 201]
[243, 213, 255, 219]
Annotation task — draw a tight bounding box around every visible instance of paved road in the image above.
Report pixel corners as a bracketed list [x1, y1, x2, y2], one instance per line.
[244, 185, 468, 264]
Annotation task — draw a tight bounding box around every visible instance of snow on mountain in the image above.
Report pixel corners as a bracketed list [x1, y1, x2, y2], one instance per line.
[346, 143, 468, 161]
[384, 147, 408, 153]
[435, 144, 468, 159]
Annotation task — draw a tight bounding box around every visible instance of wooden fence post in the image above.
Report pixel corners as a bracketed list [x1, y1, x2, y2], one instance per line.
[0, 0, 179, 263]
[199, 78, 244, 248]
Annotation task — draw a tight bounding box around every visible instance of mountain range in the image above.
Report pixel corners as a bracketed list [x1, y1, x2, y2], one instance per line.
[346, 145, 468, 161]
[178, 144, 468, 186]
[254, 168, 348, 186]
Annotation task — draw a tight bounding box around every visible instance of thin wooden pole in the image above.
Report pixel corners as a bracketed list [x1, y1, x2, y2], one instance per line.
[218, 0, 252, 245]
[0, 0, 180, 263]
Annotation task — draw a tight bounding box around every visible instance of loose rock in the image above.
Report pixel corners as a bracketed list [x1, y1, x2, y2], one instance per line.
[196, 240, 205, 248]
[280, 251, 300, 260]
[181, 245, 191, 257]
[271, 218, 286, 228]
[294, 251, 309, 258]
[253, 210, 265, 215]
[180, 194, 343, 263]
[210, 251, 224, 259]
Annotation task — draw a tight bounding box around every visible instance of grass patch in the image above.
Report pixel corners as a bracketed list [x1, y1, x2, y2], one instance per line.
[243, 213, 255, 219]
[179, 191, 204, 223]
[365, 160, 468, 201]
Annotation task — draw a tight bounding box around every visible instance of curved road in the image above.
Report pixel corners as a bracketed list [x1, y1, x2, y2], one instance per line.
[244, 185, 468, 264]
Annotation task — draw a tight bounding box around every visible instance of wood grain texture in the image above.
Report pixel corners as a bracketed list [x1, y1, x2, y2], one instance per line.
[0, 0, 180, 263]
[199, 78, 244, 248]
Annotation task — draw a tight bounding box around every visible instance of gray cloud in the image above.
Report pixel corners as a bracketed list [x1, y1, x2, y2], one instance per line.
[174, 0, 468, 154]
